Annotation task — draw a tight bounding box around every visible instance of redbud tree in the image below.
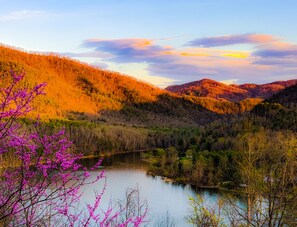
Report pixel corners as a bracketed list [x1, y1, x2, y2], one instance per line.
[0, 72, 146, 226]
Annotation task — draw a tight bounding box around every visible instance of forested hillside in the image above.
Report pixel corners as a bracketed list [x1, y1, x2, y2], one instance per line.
[0, 45, 162, 117]
[0, 45, 217, 127]
[145, 83, 297, 188]
[166, 78, 297, 114]
[252, 83, 297, 131]
[1, 45, 295, 124]
[267, 83, 297, 107]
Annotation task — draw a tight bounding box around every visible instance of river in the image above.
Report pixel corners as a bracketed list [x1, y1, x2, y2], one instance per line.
[80, 152, 227, 226]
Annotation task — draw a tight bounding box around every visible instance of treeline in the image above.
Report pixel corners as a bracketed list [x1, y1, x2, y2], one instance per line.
[185, 96, 263, 114]
[187, 130, 297, 226]
[19, 93, 297, 188]
[144, 147, 238, 187]
[22, 119, 202, 156]
[143, 110, 297, 187]
[19, 97, 296, 188]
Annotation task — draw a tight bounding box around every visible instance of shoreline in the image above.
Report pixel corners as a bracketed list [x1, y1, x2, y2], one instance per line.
[80, 152, 241, 192]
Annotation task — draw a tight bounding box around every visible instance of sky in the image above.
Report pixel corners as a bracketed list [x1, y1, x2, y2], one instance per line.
[1, 0, 297, 87]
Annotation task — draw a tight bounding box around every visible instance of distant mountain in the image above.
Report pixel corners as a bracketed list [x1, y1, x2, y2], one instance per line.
[0, 45, 217, 127]
[166, 79, 297, 102]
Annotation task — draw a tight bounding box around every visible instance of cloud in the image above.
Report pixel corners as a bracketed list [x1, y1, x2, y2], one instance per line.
[83, 38, 154, 50]
[80, 39, 250, 63]
[105, 62, 178, 88]
[139, 74, 177, 88]
[82, 38, 176, 63]
[253, 46, 297, 58]
[62, 51, 111, 58]
[0, 10, 44, 21]
[148, 63, 210, 78]
[253, 58, 297, 67]
[188, 34, 278, 47]
[90, 62, 109, 69]
[220, 79, 239, 85]
[221, 52, 249, 59]
[75, 35, 297, 86]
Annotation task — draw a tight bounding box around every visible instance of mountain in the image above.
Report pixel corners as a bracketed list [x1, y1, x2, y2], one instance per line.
[1, 45, 294, 124]
[0, 45, 217, 127]
[166, 79, 297, 102]
[0, 45, 164, 116]
[166, 79, 247, 102]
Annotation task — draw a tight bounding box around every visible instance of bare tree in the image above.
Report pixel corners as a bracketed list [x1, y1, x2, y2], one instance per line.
[187, 130, 297, 227]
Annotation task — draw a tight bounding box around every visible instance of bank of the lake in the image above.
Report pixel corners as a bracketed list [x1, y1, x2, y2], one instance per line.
[80, 152, 237, 226]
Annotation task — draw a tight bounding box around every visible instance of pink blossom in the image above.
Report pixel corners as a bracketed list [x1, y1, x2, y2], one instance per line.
[0, 71, 147, 226]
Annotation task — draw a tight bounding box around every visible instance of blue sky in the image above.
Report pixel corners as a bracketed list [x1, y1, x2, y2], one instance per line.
[1, 0, 297, 87]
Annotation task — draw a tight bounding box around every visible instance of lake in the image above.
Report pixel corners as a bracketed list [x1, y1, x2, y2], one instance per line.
[80, 152, 227, 226]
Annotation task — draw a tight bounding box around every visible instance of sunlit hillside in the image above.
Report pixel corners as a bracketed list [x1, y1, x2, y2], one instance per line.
[1, 45, 294, 125]
[0, 45, 220, 126]
[167, 78, 297, 102]
[166, 78, 297, 114]
[0, 45, 166, 119]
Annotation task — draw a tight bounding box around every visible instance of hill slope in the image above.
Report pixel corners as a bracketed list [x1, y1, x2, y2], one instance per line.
[1, 45, 294, 123]
[251, 83, 297, 131]
[267, 83, 297, 107]
[0, 45, 217, 126]
[0, 45, 165, 116]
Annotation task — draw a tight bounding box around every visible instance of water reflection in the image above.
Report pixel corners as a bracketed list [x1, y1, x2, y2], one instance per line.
[79, 153, 231, 226]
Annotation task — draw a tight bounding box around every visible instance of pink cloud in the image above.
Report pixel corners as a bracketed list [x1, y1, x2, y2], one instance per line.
[188, 34, 279, 47]
[76, 35, 297, 85]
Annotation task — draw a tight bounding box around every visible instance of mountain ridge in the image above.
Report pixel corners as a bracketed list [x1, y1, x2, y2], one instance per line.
[0, 45, 217, 126]
[166, 78, 297, 102]
[0, 44, 295, 126]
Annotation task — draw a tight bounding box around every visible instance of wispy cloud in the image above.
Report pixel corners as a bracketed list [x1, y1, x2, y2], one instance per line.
[253, 57, 297, 67]
[188, 34, 278, 47]
[63, 51, 111, 58]
[75, 34, 297, 86]
[253, 46, 297, 58]
[83, 38, 154, 50]
[0, 10, 44, 21]
[90, 61, 109, 69]
[82, 38, 176, 63]
[220, 79, 239, 85]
